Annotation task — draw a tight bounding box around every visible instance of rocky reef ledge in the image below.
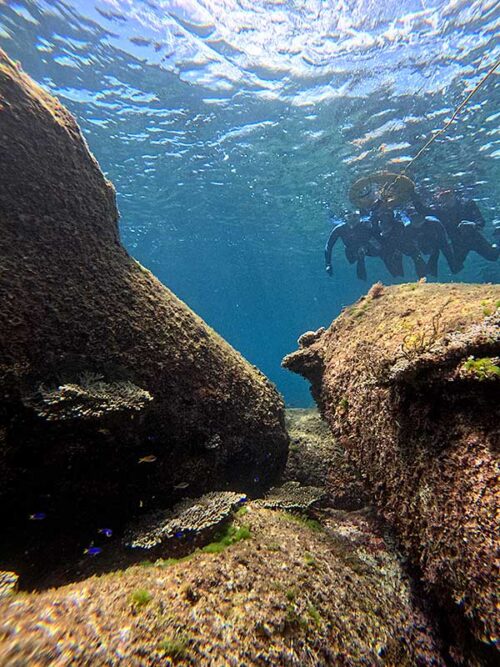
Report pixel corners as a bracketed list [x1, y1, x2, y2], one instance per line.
[284, 282, 500, 658]
[0, 504, 445, 666]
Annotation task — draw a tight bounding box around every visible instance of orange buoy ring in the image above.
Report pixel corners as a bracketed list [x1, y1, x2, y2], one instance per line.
[349, 172, 415, 209]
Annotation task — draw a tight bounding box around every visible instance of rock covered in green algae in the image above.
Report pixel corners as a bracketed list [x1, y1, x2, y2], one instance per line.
[284, 408, 367, 509]
[283, 282, 500, 656]
[0, 49, 288, 535]
[0, 507, 445, 666]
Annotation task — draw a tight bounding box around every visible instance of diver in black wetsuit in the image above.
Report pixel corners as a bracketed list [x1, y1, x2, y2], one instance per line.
[369, 201, 427, 279]
[413, 189, 499, 266]
[324, 212, 380, 281]
[403, 207, 461, 276]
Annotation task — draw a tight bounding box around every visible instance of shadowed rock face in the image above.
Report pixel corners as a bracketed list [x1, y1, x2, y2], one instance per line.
[283, 282, 499, 652]
[284, 408, 367, 509]
[0, 51, 287, 537]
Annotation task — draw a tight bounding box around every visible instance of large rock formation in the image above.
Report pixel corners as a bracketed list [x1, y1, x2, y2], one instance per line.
[0, 506, 445, 666]
[283, 282, 499, 654]
[0, 51, 287, 544]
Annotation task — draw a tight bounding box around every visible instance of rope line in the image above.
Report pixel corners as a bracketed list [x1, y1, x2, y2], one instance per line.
[380, 54, 500, 200]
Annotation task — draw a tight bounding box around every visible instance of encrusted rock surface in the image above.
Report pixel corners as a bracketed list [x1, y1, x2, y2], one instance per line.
[0, 572, 18, 600]
[284, 408, 367, 509]
[0, 507, 446, 666]
[124, 491, 246, 551]
[0, 50, 288, 543]
[283, 282, 500, 652]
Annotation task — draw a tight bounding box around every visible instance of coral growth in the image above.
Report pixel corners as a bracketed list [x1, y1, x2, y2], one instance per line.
[255, 481, 324, 511]
[23, 375, 153, 421]
[124, 491, 247, 551]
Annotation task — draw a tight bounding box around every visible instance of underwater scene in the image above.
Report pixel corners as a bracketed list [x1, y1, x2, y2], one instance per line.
[0, 1, 499, 665]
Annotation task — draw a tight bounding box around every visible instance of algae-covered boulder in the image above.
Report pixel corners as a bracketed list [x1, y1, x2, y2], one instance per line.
[283, 282, 500, 651]
[0, 51, 287, 534]
[0, 507, 445, 666]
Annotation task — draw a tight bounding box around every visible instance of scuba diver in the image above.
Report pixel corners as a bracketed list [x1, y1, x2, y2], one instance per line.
[413, 189, 499, 265]
[324, 212, 381, 281]
[403, 207, 461, 276]
[368, 200, 427, 279]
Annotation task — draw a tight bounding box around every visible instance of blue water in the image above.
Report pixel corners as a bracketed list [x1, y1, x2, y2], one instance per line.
[2, 0, 499, 406]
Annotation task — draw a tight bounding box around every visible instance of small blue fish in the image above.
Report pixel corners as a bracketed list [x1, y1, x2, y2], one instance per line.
[84, 546, 102, 556]
[29, 512, 47, 521]
[238, 497, 247, 505]
[253, 475, 260, 483]
[98, 528, 113, 538]
[174, 531, 184, 539]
